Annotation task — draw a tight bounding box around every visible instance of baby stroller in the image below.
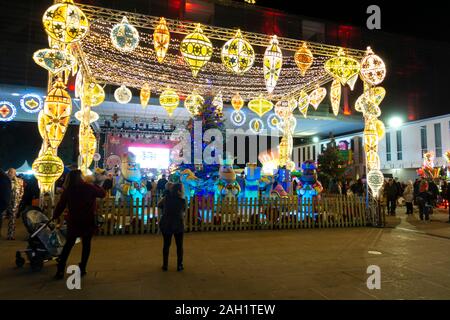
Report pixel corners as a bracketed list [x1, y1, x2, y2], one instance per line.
[15, 207, 67, 271]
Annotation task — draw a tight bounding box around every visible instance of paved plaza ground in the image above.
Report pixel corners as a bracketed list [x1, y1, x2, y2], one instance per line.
[1, 207, 450, 300]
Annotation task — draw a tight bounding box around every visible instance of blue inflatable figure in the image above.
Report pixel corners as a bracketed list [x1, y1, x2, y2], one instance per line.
[244, 163, 261, 200]
[296, 160, 323, 218]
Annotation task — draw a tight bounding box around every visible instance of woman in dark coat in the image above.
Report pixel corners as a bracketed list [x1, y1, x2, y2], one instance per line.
[52, 170, 106, 279]
[157, 183, 186, 271]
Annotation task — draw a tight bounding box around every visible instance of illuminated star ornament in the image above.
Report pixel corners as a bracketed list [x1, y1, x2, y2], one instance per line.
[0, 101, 17, 122]
[20, 94, 44, 113]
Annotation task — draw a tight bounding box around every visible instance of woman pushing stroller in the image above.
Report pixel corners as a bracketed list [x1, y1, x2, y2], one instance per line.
[52, 170, 106, 279]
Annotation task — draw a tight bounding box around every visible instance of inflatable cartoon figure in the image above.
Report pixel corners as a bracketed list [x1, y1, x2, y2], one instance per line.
[244, 163, 261, 200]
[180, 169, 201, 203]
[296, 160, 323, 206]
[276, 168, 291, 194]
[116, 152, 147, 205]
[214, 162, 241, 202]
[259, 174, 274, 198]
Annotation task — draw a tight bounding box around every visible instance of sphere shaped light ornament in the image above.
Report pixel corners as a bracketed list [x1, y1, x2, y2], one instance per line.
[42, 0, 89, 44]
[114, 85, 132, 104]
[263, 35, 283, 94]
[83, 82, 105, 107]
[140, 83, 151, 108]
[75, 110, 99, 123]
[294, 42, 313, 76]
[247, 96, 273, 117]
[367, 169, 384, 197]
[297, 90, 310, 118]
[230, 110, 246, 127]
[32, 150, 64, 193]
[360, 47, 386, 86]
[231, 92, 244, 111]
[43, 79, 72, 149]
[20, 94, 44, 113]
[324, 48, 361, 86]
[330, 79, 341, 116]
[249, 118, 264, 134]
[308, 87, 326, 110]
[0, 101, 17, 122]
[221, 29, 255, 75]
[212, 92, 224, 117]
[153, 17, 170, 63]
[33, 48, 76, 74]
[159, 88, 179, 116]
[184, 90, 204, 116]
[180, 24, 213, 77]
[110, 16, 139, 52]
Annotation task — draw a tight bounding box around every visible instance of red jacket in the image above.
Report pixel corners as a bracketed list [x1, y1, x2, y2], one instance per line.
[53, 183, 106, 238]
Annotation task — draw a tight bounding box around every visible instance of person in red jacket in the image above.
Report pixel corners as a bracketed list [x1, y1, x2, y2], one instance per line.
[53, 170, 106, 280]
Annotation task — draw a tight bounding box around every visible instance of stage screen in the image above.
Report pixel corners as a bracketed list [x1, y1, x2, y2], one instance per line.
[128, 146, 170, 169]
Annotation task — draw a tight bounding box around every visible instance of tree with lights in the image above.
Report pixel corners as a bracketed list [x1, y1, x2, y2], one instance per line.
[317, 137, 347, 192]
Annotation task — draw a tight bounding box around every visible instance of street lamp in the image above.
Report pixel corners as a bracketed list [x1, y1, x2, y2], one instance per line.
[312, 136, 319, 143]
[388, 116, 403, 128]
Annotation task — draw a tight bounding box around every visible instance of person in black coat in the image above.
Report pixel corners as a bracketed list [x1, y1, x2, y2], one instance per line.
[385, 179, 399, 215]
[0, 169, 12, 236]
[157, 183, 186, 271]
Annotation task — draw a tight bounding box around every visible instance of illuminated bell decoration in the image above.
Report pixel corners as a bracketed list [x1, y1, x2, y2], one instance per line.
[231, 92, 244, 111]
[330, 79, 341, 116]
[20, 94, 43, 113]
[212, 92, 224, 117]
[180, 24, 213, 77]
[43, 79, 72, 149]
[140, 83, 151, 108]
[75, 110, 99, 124]
[32, 150, 64, 193]
[309, 87, 326, 110]
[153, 17, 170, 63]
[360, 47, 386, 86]
[367, 169, 384, 197]
[230, 110, 246, 127]
[42, 0, 89, 44]
[159, 88, 179, 116]
[114, 85, 132, 104]
[263, 35, 283, 93]
[33, 48, 76, 74]
[247, 96, 273, 117]
[0, 101, 17, 122]
[297, 91, 310, 118]
[249, 118, 264, 134]
[83, 82, 105, 107]
[294, 42, 313, 76]
[184, 90, 204, 116]
[324, 48, 361, 86]
[221, 29, 255, 75]
[267, 113, 281, 131]
[110, 16, 140, 52]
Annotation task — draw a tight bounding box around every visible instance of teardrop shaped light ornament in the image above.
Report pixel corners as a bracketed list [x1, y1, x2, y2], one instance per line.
[140, 83, 151, 108]
[309, 87, 327, 110]
[330, 79, 341, 116]
[355, 87, 386, 113]
[360, 47, 386, 86]
[297, 90, 310, 118]
[153, 17, 170, 63]
[221, 29, 255, 75]
[324, 48, 361, 86]
[110, 16, 140, 52]
[184, 90, 204, 116]
[263, 35, 283, 93]
[231, 92, 244, 111]
[247, 96, 273, 117]
[83, 82, 105, 107]
[347, 74, 358, 91]
[114, 85, 132, 104]
[33, 48, 76, 74]
[294, 42, 313, 76]
[249, 118, 264, 134]
[159, 88, 179, 116]
[180, 24, 213, 77]
[212, 92, 224, 117]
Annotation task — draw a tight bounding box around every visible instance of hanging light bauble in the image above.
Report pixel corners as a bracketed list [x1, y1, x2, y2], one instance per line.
[355, 87, 386, 113]
[42, 79, 72, 149]
[0, 101, 17, 122]
[114, 85, 132, 104]
[140, 83, 151, 108]
[79, 126, 97, 171]
[221, 29, 255, 75]
[274, 100, 292, 120]
[360, 47, 386, 86]
[75, 110, 99, 123]
[267, 113, 281, 131]
[309, 87, 326, 110]
[298, 90, 310, 118]
[212, 92, 224, 117]
[248, 96, 273, 117]
[294, 42, 313, 76]
[180, 24, 213, 77]
[110, 16, 139, 52]
[82, 82, 105, 107]
[324, 48, 361, 86]
[367, 169, 384, 197]
[159, 88, 179, 116]
[249, 118, 264, 134]
[42, 0, 89, 44]
[20, 94, 43, 114]
[231, 92, 244, 111]
[230, 110, 246, 127]
[263, 35, 283, 93]
[32, 150, 64, 193]
[33, 48, 76, 74]
[184, 90, 204, 116]
[153, 17, 170, 63]
[330, 79, 341, 116]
